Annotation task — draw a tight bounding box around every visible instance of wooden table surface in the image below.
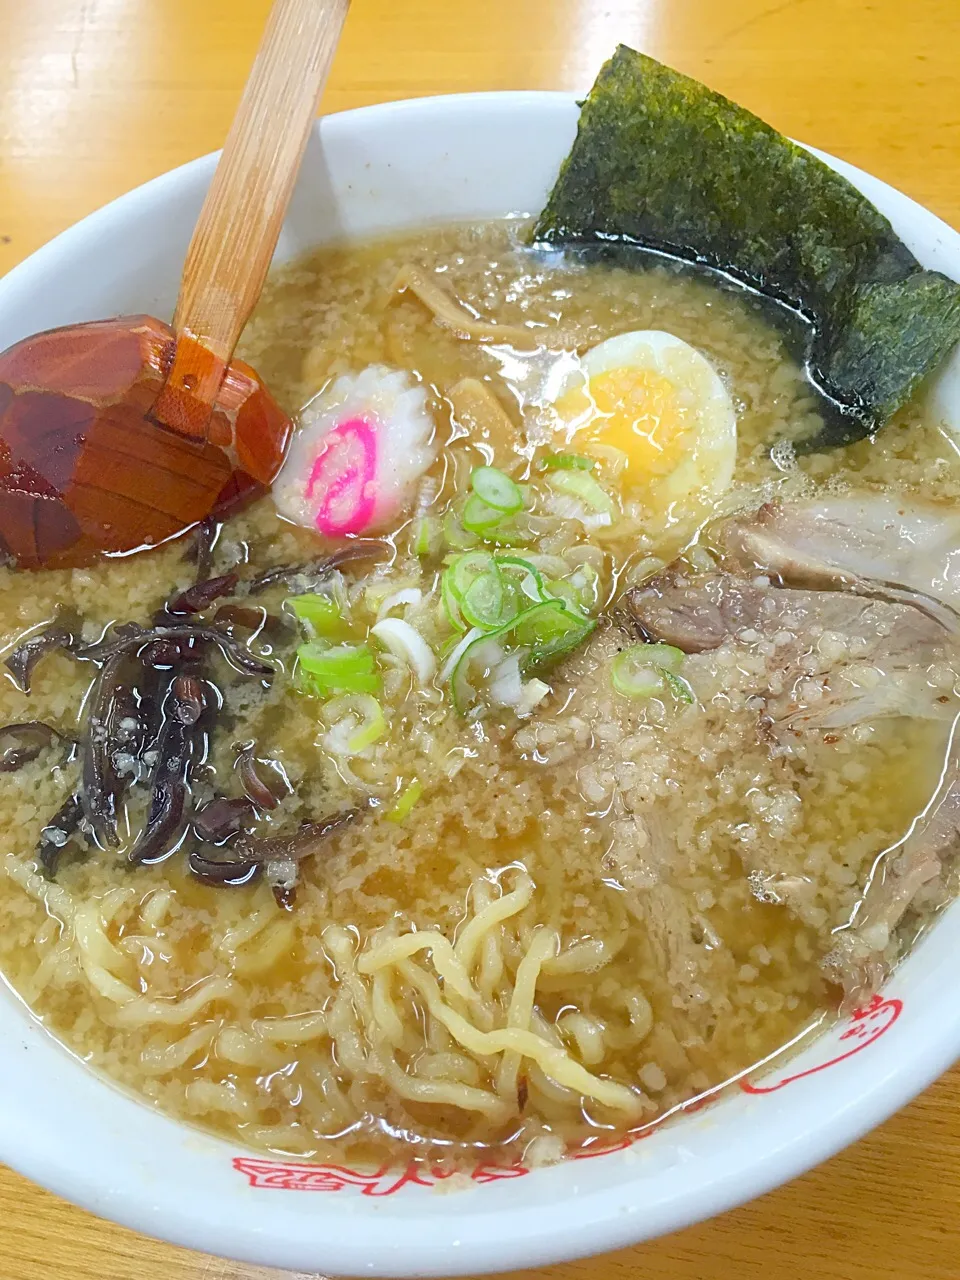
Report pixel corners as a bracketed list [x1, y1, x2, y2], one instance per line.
[1, 0, 959, 1276]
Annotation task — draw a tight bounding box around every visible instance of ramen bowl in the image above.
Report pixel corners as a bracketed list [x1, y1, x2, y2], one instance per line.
[0, 92, 959, 1276]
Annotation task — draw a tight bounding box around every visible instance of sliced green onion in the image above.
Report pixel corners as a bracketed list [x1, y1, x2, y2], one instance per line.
[568, 561, 601, 608]
[444, 553, 521, 632]
[412, 516, 440, 558]
[450, 635, 505, 714]
[291, 593, 343, 635]
[543, 577, 587, 616]
[298, 642, 380, 695]
[640, 643, 685, 673]
[387, 779, 423, 823]
[448, 550, 496, 599]
[539, 452, 596, 472]
[371, 618, 436, 684]
[519, 678, 552, 713]
[442, 572, 467, 633]
[462, 492, 506, 533]
[362, 581, 398, 616]
[611, 655, 662, 699]
[439, 629, 468, 660]
[478, 519, 534, 548]
[323, 694, 387, 754]
[546, 469, 618, 518]
[439, 626, 484, 684]
[488, 650, 523, 708]
[495, 555, 549, 604]
[347, 696, 387, 751]
[470, 465, 524, 514]
[664, 671, 695, 704]
[443, 551, 494, 632]
[513, 600, 596, 668]
[446, 594, 595, 714]
[461, 570, 510, 630]
[445, 548, 602, 641]
[611, 644, 685, 699]
[376, 587, 422, 620]
[443, 505, 479, 551]
[448, 601, 595, 715]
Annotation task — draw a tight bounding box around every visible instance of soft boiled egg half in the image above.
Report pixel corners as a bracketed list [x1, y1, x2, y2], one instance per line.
[545, 330, 737, 549]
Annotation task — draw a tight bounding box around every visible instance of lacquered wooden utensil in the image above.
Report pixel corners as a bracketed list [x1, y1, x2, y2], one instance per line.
[0, 0, 349, 570]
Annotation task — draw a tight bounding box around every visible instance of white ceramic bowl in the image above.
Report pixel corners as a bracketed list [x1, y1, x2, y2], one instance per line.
[1, 92, 959, 1277]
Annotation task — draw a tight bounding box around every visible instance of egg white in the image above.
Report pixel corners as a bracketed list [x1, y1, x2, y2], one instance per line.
[549, 329, 737, 545]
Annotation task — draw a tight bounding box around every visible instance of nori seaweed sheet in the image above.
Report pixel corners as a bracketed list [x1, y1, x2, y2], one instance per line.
[534, 46, 960, 447]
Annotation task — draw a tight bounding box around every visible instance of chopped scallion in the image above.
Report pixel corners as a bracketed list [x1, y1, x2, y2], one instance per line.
[298, 642, 380, 695]
[513, 600, 596, 667]
[291, 593, 343, 634]
[386, 779, 423, 823]
[664, 671, 695, 704]
[462, 492, 507, 533]
[611, 655, 662, 699]
[448, 599, 595, 715]
[539, 452, 596, 471]
[462, 569, 514, 630]
[543, 577, 587, 615]
[443, 505, 480, 550]
[611, 644, 686, 699]
[495, 555, 549, 604]
[412, 516, 440, 558]
[470, 465, 524, 514]
[323, 693, 387, 755]
[446, 553, 550, 632]
[450, 635, 505, 714]
[448, 550, 496, 599]
[442, 572, 467, 633]
[640, 643, 685, 673]
[546, 469, 619, 518]
[370, 618, 437, 685]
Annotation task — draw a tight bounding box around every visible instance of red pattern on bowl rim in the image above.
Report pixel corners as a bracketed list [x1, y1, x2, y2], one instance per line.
[230, 993, 902, 1195]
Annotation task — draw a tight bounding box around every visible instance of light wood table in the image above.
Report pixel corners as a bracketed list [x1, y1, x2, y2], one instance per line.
[0, 1, 958, 1276]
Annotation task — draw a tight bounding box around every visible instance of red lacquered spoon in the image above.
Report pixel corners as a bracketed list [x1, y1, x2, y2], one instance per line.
[0, 0, 349, 570]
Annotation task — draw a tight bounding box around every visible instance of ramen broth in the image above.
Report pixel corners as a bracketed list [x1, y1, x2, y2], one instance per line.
[0, 220, 955, 1169]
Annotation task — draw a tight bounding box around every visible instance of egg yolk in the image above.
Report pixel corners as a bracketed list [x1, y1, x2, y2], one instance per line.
[554, 367, 693, 481]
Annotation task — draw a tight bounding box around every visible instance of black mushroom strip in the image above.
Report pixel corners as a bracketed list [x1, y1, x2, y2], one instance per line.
[212, 604, 296, 645]
[5, 609, 81, 693]
[164, 572, 240, 618]
[188, 792, 261, 885]
[127, 670, 208, 864]
[193, 795, 258, 842]
[9, 532, 379, 887]
[188, 518, 221, 585]
[76, 617, 273, 855]
[189, 809, 358, 905]
[76, 622, 275, 678]
[237, 745, 283, 810]
[0, 722, 71, 772]
[212, 605, 266, 635]
[239, 810, 358, 908]
[188, 847, 261, 887]
[247, 540, 390, 595]
[80, 653, 143, 847]
[38, 793, 86, 878]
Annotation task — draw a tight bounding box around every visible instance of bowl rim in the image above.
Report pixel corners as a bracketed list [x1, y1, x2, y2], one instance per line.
[1, 88, 960, 1277]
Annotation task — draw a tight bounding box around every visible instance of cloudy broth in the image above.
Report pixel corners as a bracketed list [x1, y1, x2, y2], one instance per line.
[0, 220, 953, 1169]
